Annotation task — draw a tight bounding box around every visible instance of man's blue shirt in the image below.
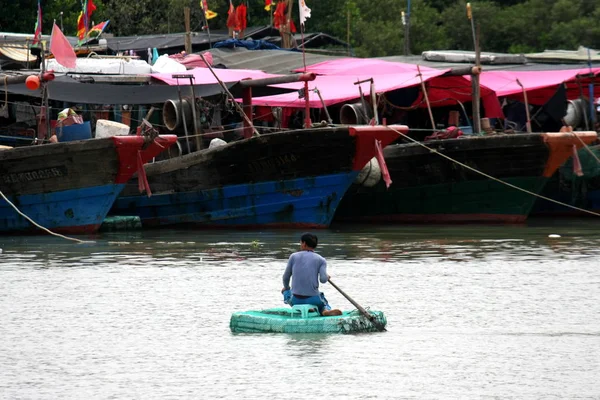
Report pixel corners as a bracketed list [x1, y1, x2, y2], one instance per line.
[282, 250, 327, 297]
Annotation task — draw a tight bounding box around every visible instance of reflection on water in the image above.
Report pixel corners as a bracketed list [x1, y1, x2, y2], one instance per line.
[0, 219, 599, 398]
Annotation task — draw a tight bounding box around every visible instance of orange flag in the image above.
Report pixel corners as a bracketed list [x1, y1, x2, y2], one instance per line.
[50, 23, 77, 68]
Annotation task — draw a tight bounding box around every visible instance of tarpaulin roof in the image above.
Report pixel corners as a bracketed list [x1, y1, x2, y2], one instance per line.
[151, 67, 275, 85]
[253, 69, 447, 108]
[207, 47, 342, 74]
[475, 68, 600, 105]
[525, 46, 600, 64]
[103, 28, 277, 53]
[255, 58, 503, 117]
[104, 26, 347, 54]
[0, 74, 288, 104]
[292, 57, 439, 75]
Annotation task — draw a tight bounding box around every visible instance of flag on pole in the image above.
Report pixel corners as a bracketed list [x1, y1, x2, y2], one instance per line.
[265, 0, 273, 11]
[298, 0, 311, 27]
[50, 22, 77, 68]
[78, 0, 97, 40]
[32, 0, 42, 45]
[77, 12, 85, 39]
[236, 4, 247, 32]
[200, 0, 218, 20]
[226, 0, 238, 31]
[86, 20, 110, 39]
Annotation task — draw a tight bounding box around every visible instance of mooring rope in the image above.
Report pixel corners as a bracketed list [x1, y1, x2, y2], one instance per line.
[571, 131, 600, 165]
[385, 125, 600, 218]
[0, 190, 93, 243]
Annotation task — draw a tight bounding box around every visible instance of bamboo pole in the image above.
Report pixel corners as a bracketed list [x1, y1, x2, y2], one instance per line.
[417, 65, 436, 131]
[516, 79, 532, 133]
[184, 7, 192, 54]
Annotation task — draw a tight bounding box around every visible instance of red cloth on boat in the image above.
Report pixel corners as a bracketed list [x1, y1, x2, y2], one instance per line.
[168, 52, 213, 69]
[424, 126, 463, 141]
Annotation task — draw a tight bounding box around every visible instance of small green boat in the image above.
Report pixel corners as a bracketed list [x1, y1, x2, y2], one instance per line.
[230, 305, 387, 334]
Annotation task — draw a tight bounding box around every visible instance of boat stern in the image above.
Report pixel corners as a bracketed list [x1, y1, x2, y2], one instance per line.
[541, 131, 598, 177]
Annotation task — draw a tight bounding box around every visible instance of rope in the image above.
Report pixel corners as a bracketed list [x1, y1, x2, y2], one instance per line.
[0, 190, 93, 243]
[571, 132, 600, 165]
[384, 125, 600, 218]
[2, 76, 7, 108]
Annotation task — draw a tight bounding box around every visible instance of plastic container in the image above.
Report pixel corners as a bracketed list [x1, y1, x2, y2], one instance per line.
[95, 119, 130, 138]
[56, 121, 92, 142]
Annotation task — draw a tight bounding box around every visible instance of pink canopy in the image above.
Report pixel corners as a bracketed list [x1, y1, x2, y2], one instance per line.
[256, 68, 448, 108]
[293, 57, 437, 75]
[257, 58, 503, 118]
[151, 67, 275, 85]
[475, 68, 600, 105]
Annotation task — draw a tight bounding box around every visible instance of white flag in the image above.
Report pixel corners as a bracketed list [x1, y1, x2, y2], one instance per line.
[298, 0, 311, 26]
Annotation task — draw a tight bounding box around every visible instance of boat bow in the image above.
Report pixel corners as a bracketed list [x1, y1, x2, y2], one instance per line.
[349, 125, 408, 170]
[112, 135, 177, 184]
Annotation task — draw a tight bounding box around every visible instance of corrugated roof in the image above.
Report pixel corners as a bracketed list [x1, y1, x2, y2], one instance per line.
[206, 47, 343, 74]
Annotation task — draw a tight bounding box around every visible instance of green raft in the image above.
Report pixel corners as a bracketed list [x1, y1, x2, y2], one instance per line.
[230, 305, 387, 334]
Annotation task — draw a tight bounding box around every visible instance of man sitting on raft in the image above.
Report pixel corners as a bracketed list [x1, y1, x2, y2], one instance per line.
[281, 233, 342, 316]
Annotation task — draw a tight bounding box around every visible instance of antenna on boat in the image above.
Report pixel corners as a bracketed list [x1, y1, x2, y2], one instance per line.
[402, 0, 411, 56]
[298, 0, 312, 128]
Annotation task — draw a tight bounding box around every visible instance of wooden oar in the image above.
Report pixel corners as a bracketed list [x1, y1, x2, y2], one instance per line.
[328, 278, 386, 332]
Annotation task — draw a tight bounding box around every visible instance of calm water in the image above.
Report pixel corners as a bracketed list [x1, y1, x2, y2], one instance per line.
[1, 219, 599, 399]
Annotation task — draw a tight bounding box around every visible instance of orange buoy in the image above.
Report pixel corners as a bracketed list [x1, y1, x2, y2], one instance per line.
[25, 75, 40, 91]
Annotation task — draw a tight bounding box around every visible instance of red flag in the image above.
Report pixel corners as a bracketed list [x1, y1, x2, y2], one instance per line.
[273, 2, 286, 28]
[226, 0, 238, 30]
[84, 0, 97, 30]
[236, 4, 247, 31]
[50, 23, 77, 69]
[32, 0, 42, 45]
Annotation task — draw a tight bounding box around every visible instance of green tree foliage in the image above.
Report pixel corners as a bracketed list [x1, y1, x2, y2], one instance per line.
[2, 0, 599, 56]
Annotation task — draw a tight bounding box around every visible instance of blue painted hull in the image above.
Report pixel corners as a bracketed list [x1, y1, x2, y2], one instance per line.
[113, 172, 359, 228]
[0, 184, 125, 234]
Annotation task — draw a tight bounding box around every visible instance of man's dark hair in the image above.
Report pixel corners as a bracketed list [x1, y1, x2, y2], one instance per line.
[301, 232, 318, 248]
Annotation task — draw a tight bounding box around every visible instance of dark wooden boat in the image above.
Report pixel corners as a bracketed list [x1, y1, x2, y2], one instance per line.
[0, 134, 177, 234]
[334, 132, 598, 224]
[110, 125, 404, 228]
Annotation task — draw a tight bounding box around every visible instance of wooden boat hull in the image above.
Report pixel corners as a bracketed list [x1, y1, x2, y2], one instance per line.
[334, 132, 598, 224]
[111, 126, 404, 228]
[0, 135, 176, 234]
[230, 308, 387, 334]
